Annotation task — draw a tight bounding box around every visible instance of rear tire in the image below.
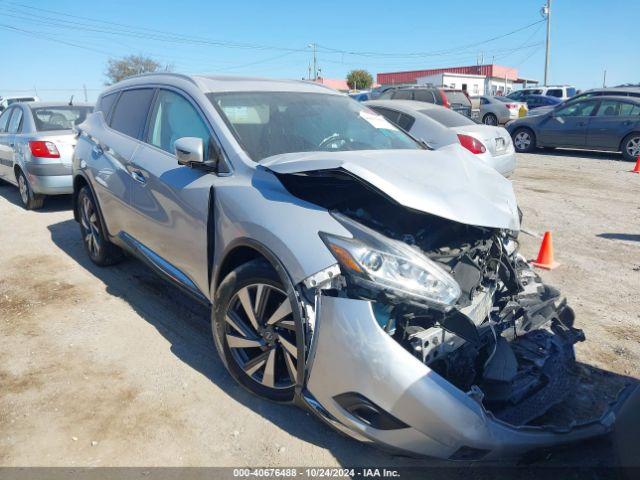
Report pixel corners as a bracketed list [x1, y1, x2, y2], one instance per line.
[212, 259, 299, 403]
[512, 128, 537, 153]
[621, 133, 640, 161]
[77, 186, 123, 266]
[16, 169, 44, 210]
[483, 113, 498, 126]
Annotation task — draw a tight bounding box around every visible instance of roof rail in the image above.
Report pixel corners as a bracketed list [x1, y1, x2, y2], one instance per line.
[124, 72, 197, 85]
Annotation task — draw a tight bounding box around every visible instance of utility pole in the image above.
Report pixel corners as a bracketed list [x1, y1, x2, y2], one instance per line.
[543, 0, 552, 86]
[83, 84, 88, 102]
[308, 43, 317, 80]
[603, 69, 607, 88]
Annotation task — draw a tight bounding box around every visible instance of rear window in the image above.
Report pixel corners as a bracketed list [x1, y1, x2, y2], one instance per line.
[546, 89, 563, 97]
[443, 91, 471, 107]
[109, 89, 155, 139]
[31, 106, 92, 131]
[566, 87, 577, 97]
[420, 108, 475, 127]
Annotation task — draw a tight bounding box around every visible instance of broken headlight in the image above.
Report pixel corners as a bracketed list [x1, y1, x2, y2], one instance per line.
[320, 212, 461, 307]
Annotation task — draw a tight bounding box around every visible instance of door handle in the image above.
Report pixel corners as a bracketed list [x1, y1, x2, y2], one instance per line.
[92, 144, 103, 156]
[131, 169, 146, 184]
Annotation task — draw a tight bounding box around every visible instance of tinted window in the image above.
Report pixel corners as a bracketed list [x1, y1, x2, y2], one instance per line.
[31, 106, 92, 131]
[0, 109, 12, 132]
[96, 92, 119, 120]
[393, 90, 413, 100]
[370, 107, 401, 125]
[420, 108, 475, 127]
[109, 88, 155, 139]
[208, 92, 420, 161]
[555, 100, 597, 117]
[396, 113, 415, 131]
[566, 87, 577, 97]
[596, 100, 640, 117]
[148, 90, 211, 158]
[620, 103, 640, 116]
[413, 90, 435, 103]
[8, 108, 23, 133]
[444, 91, 471, 107]
[546, 89, 563, 97]
[480, 97, 489, 105]
[378, 90, 394, 99]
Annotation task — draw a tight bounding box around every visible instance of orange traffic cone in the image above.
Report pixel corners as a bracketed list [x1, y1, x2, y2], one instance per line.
[632, 156, 640, 174]
[531, 231, 560, 270]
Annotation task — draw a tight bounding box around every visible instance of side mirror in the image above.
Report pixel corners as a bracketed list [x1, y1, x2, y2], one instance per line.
[175, 137, 204, 166]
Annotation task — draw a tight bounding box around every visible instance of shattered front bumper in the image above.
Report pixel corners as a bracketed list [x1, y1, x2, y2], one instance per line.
[303, 295, 635, 461]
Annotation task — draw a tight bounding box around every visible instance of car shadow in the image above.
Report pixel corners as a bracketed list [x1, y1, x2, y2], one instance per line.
[0, 182, 73, 212]
[532, 149, 626, 161]
[597, 233, 640, 243]
[45, 217, 639, 470]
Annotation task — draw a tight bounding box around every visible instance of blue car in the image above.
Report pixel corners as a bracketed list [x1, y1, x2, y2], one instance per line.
[523, 94, 563, 111]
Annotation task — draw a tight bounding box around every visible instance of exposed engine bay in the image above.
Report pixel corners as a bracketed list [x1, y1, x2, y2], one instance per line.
[279, 169, 602, 428]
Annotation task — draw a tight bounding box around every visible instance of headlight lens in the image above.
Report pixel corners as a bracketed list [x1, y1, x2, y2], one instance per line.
[320, 213, 461, 307]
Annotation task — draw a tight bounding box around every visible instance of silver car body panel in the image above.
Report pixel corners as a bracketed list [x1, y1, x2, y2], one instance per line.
[262, 147, 520, 231]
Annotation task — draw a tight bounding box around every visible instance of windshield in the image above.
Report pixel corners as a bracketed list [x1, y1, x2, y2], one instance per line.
[207, 92, 420, 161]
[31, 106, 92, 131]
[419, 108, 476, 128]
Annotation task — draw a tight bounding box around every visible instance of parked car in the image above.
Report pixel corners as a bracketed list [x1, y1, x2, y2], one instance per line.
[507, 85, 577, 101]
[72, 73, 629, 460]
[506, 95, 640, 160]
[366, 100, 515, 176]
[528, 87, 640, 117]
[475, 95, 527, 125]
[0, 101, 92, 209]
[348, 91, 370, 102]
[379, 85, 473, 118]
[0, 95, 40, 112]
[521, 94, 563, 111]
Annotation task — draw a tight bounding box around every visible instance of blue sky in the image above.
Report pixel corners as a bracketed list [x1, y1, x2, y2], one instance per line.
[0, 0, 637, 102]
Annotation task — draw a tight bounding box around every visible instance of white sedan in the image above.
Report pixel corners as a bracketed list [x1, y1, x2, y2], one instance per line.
[366, 100, 516, 177]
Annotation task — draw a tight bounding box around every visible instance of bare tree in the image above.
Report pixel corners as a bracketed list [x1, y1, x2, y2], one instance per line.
[105, 55, 172, 85]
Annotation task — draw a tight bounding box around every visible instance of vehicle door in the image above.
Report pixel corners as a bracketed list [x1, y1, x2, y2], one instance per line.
[537, 99, 598, 147]
[0, 108, 15, 180]
[587, 99, 640, 149]
[126, 88, 224, 297]
[87, 88, 156, 238]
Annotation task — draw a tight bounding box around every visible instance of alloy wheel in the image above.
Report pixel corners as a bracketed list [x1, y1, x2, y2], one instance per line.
[625, 136, 640, 158]
[514, 131, 531, 150]
[80, 195, 101, 257]
[225, 283, 297, 389]
[483, 114, 498, 126]
[18, 174, 28, 205]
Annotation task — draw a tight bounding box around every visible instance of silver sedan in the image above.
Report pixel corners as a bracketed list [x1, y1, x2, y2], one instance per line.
[473, 95, 528, 125]
[0, 102, 92, 209]
[366, 100, 516, 177]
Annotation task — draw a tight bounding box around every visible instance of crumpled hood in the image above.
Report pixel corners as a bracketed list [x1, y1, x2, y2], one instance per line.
[261, 144, 520, 230]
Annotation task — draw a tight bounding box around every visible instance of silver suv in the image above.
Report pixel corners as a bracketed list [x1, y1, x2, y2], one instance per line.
[72, 73, 630, 460]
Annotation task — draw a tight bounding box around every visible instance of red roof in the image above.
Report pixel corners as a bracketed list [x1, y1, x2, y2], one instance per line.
[377, 64, 519, 85]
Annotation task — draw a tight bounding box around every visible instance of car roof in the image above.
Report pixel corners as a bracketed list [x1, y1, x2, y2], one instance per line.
[100, 72, 341, 96]
[364, 99, 447, 113]
[25, 102, 93, 108]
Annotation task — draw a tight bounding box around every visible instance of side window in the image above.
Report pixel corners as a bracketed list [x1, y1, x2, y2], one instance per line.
[480, 97, 489, 105]
[618, 103, 640, 117]
[0, 109, 12, 133]
[147, 89, 211, 158]
[393, 90, 413, 100]
[595, 100, 623, 117]
[555, 100, 597, 117]
[413, 90, 434, 103]
[109, 88, 155, 139]
[396, 113, 415, 131]
[8, 108, 23, 133]
[370, 107, 401, 126]
[546, 89, 563, 98]
[96, 92, 119, 121]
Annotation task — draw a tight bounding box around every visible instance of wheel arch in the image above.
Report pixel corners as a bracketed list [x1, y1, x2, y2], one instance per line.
[72, 172, 111, 239]
[620, 131, 640, 155]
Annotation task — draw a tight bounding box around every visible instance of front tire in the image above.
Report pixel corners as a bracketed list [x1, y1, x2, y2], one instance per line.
[77, 186, 123, 266]
[212, 259, 299, 402]
[621, 133, 640, 161]
[512, 128, 537, 153]
[483, 113, 498, 126]
[16, 169, 44, 210]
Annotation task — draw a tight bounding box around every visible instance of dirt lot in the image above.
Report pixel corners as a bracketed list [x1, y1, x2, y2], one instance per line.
[1, 150, 639, 468]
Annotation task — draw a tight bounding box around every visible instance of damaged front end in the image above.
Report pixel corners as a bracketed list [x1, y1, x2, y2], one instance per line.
[274, 167, 631, 460]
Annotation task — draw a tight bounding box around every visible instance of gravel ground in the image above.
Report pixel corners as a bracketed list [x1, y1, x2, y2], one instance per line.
[0, 150, 638, 468]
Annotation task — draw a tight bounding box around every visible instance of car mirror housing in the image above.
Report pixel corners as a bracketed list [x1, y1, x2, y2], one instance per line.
[175, 137, 204, 166]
